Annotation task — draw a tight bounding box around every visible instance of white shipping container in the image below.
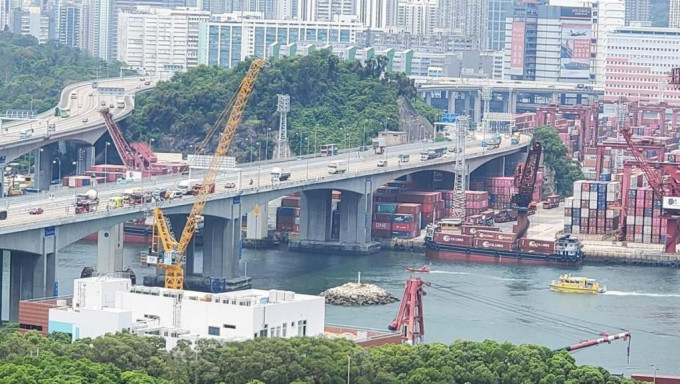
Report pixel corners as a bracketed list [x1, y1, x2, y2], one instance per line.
[565, 197, 574, 208]
[606, 192, 616, 202]
[644, 217, 652, 226]
[635, 216, 643, 225]
[643, 235, 651, 244]
[634, 234, 643, 243]
[627, 215, 634, 225]
[573, 227, 580, 234]
[644, 225, 652, 234]
[582, 192, 590, 200]
[564, 217, 572, 225]
[589, 200, 598, 209]
[606, 210, 620, 218]
[582, 209, 590, 218]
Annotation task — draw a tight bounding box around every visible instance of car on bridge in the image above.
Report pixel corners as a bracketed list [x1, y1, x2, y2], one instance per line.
[224, 182, 236, 189]
[29, 207, 44, 215]
[377, 160, 388, 167]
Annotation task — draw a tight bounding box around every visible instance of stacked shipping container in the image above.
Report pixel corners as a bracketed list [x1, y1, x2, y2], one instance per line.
[471, 173, 543, 210]
[563, 180, 621, 236]
[625, 187, 667, 244]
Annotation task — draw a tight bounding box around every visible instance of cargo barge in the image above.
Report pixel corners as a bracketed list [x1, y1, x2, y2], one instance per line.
[424, 225, 585, 266]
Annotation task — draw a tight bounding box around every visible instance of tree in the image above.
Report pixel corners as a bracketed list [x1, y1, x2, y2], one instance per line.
[533, 125, 584, 197]
[123, 51, 435, 162]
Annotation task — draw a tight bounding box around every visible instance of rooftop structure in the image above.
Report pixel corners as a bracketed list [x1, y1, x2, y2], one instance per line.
[47, 276, 325, 350]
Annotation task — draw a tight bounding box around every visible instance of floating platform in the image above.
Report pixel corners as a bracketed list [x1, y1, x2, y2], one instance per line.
[288, 240, 381, 255]
[241, 238, 279, 250]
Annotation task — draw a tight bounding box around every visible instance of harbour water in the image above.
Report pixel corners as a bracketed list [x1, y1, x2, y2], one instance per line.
[45, 242, 680, 376]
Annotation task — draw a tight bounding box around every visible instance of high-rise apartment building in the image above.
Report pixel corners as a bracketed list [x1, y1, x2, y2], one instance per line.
[11, 6, 50, 43]
[315, 0, 355, 21]
[397, 0, 439, 35]
[198, 14, 365, 68]
[117, 7, 210, 74]
[670, 0, 680, 28]
[57, 1, 83, 48]
[624, 0, 649, 25]
[503, 0, 623, 84]
[487, 0, 513, 50]
[356, 0, 395, 28]
[605, 27, 680, 105]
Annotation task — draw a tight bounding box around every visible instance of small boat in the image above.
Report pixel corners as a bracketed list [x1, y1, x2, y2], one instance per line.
[406, 264, 430, 273]
[550, 274, 606, 294]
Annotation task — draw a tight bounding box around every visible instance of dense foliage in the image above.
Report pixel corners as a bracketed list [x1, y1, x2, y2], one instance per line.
[0, 32, 123, 114]
[124, 51, 439, 162]
[0, 327, 636, 384]
[534, 125, 584, 197]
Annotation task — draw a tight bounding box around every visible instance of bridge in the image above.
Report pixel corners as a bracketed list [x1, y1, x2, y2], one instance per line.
[412, 77, 604, 122]
[0, 76, 157, 192]
[0, 134, 531, 321]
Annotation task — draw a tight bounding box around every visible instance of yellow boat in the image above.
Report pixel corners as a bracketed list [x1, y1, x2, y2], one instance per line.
[549, 274, 606, 294]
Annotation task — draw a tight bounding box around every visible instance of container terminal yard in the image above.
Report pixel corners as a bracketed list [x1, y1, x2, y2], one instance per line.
[3, 67, 680, 380]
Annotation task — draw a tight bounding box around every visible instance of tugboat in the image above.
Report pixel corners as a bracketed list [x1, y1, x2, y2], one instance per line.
[550, 274, 606, 294]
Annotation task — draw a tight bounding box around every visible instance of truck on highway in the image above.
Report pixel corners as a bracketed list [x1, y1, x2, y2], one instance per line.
[70, 92, 77, 99]
[372, 137, 387, 154]
[420, 150, 437, 161]
[328, 161, 347, 174]
[75, 189, 99, 214]
[271, 167, 291, 182]
[482, 135, 502, 149]
[191, 182, 216, 195]
[398, 154, 410, 163]
[108, 196, 125, 209]
[177, 179, 202, 195]
[116, 97, 125, 108]
[20, 128, 34, 139]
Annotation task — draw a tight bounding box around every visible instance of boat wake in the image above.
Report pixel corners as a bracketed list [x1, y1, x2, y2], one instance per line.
[429, 270, 471, 276]
[604, 290, 680, 298]
[429, 270, 528, 281]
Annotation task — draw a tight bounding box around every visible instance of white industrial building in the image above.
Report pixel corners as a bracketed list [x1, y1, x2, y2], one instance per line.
[604, 26, 680, 105]
[48, 277, 325, 350]
[117, 7, 210, 75]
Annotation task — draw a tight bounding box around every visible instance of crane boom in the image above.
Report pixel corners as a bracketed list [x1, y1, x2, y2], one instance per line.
[100, 109, 147, 171]
[620, 127, 665, 198]
[511, 141, 542, 239]
[150, 59, 264, 290]
[553, 331, 631, 354]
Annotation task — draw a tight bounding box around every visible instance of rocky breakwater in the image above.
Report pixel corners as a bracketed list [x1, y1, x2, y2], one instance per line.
[321, 282, 399, 306]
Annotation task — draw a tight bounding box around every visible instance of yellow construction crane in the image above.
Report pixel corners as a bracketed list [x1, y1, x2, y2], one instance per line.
[144, 59, 265, 290]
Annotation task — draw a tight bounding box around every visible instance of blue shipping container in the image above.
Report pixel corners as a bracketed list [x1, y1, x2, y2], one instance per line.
[392, 214, 414, 223]
[278, 207, 296, 217]
[573, 209, 581, 217]
[563, 225, 572, 234]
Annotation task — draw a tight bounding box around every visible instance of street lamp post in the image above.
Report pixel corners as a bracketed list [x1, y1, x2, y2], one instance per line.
[346, 133, 351, 172]
[257, 142, 261, 161]
[652, 365, 658, 384]
[52, 159, 62, 181]
[298, 135, 303, 156]
[314, 123, 318, 157]
[105, 141, 111, 164]
[265, 128, 270, 162]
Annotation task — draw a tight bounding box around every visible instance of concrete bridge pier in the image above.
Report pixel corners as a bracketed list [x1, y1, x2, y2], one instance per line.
[96, 223, 124, 274]
[35, 146, 55, 191]
[74, 145, 95, 175]
[5, 250, 55, 322]
[202, 215, 240, 279]
[168, 216, 196, 275]
[246, 205, 268, 240]
[448, 91, 457, 114]
[292, 188, 379, 254]
[299, 189, 333, 242]
[338, 192, 371, 244]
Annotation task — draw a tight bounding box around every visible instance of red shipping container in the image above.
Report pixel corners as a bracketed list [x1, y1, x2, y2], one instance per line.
[518, 238, 555, 254]
[473, 239, 516, 251]
[374, 195, 397, 203]
[421, 203, 435, 213]
[392, 222, 415, 231]
[396, 203, 421, 215]
[373, 213, 393, 222]
[422, 212, 435, 223]
[475, 231, 516, 241]
[372, 222, 392, 231]
[281, 196, 301, 208]
[461, 225, 500, 235]
[433, 232, 474, 247]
